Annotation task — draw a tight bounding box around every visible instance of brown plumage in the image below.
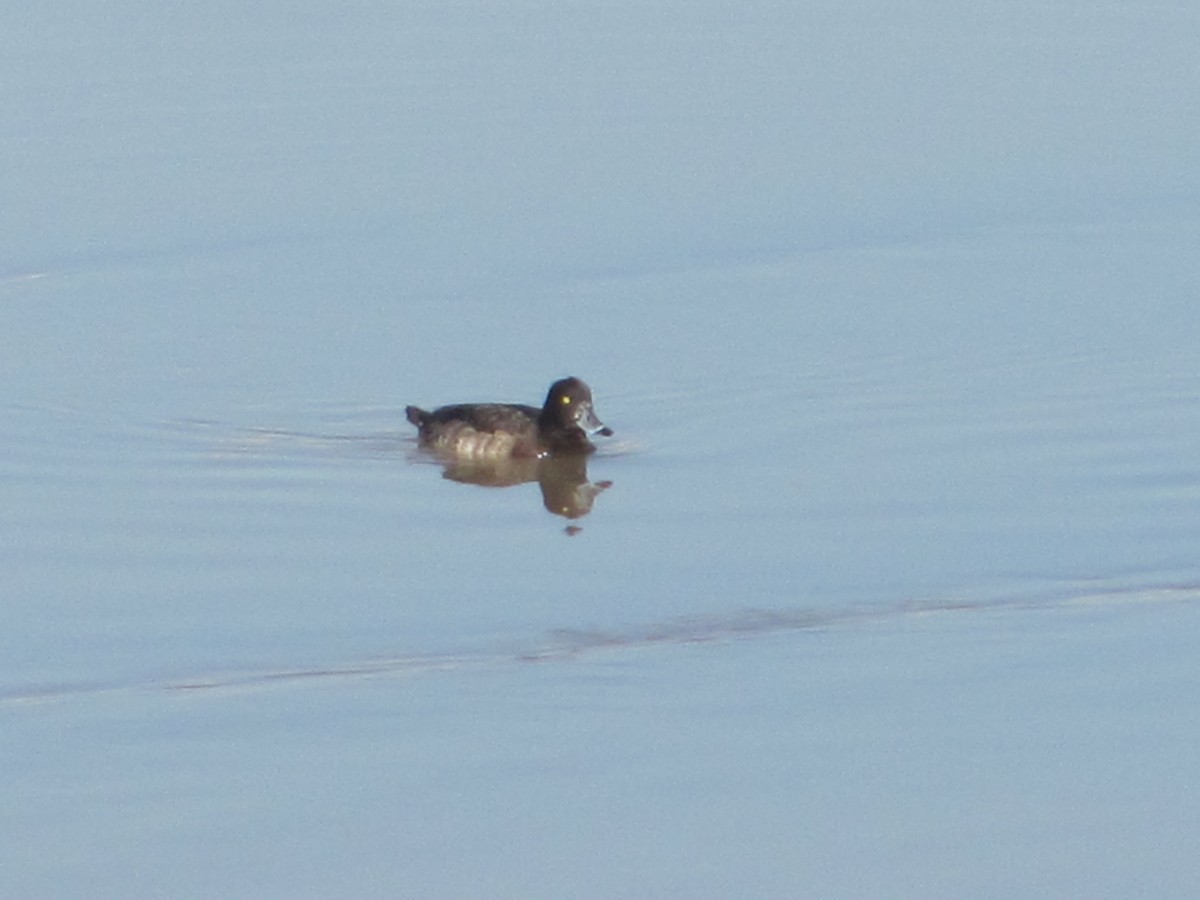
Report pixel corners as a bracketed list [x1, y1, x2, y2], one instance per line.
[406, 377, 612, 460]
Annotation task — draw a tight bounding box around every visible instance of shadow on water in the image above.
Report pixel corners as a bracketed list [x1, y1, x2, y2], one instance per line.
[4, 578, 1196, 708]
[418, 452, 613, 526]
[185, 415, 622, 528]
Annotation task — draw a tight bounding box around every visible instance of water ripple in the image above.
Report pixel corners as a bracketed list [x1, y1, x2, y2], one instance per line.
[3, 577, 1195, 709]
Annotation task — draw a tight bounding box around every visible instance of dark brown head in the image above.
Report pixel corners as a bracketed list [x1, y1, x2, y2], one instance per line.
[538, 377, 613, 448]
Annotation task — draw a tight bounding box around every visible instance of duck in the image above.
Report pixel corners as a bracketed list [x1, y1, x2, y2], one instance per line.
[406, 377, 612, 459]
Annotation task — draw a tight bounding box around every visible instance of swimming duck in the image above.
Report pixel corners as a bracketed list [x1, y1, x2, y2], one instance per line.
[406, 377, 612, 459]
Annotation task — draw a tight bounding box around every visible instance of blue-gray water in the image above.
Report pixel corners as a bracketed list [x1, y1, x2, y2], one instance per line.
[4, 2, 1200, 897]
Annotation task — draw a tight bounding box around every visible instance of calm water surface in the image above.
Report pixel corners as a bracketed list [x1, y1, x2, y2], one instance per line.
[3, 1, 1200, 897]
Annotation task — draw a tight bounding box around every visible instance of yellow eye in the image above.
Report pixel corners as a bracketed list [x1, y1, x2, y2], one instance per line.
[561, 396, 571, 405]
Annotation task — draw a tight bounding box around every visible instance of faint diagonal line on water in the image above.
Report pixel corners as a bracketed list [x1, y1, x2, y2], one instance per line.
[2, 580, 1198, 708]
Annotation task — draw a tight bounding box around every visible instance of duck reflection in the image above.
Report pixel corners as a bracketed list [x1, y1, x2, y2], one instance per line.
[435, 453, 612, 522]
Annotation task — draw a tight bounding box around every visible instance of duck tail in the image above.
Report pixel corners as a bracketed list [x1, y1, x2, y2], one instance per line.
[405, 406, 428, 427]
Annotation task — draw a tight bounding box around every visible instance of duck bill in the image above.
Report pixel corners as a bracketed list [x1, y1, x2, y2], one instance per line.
[582, 405, 613, 437]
